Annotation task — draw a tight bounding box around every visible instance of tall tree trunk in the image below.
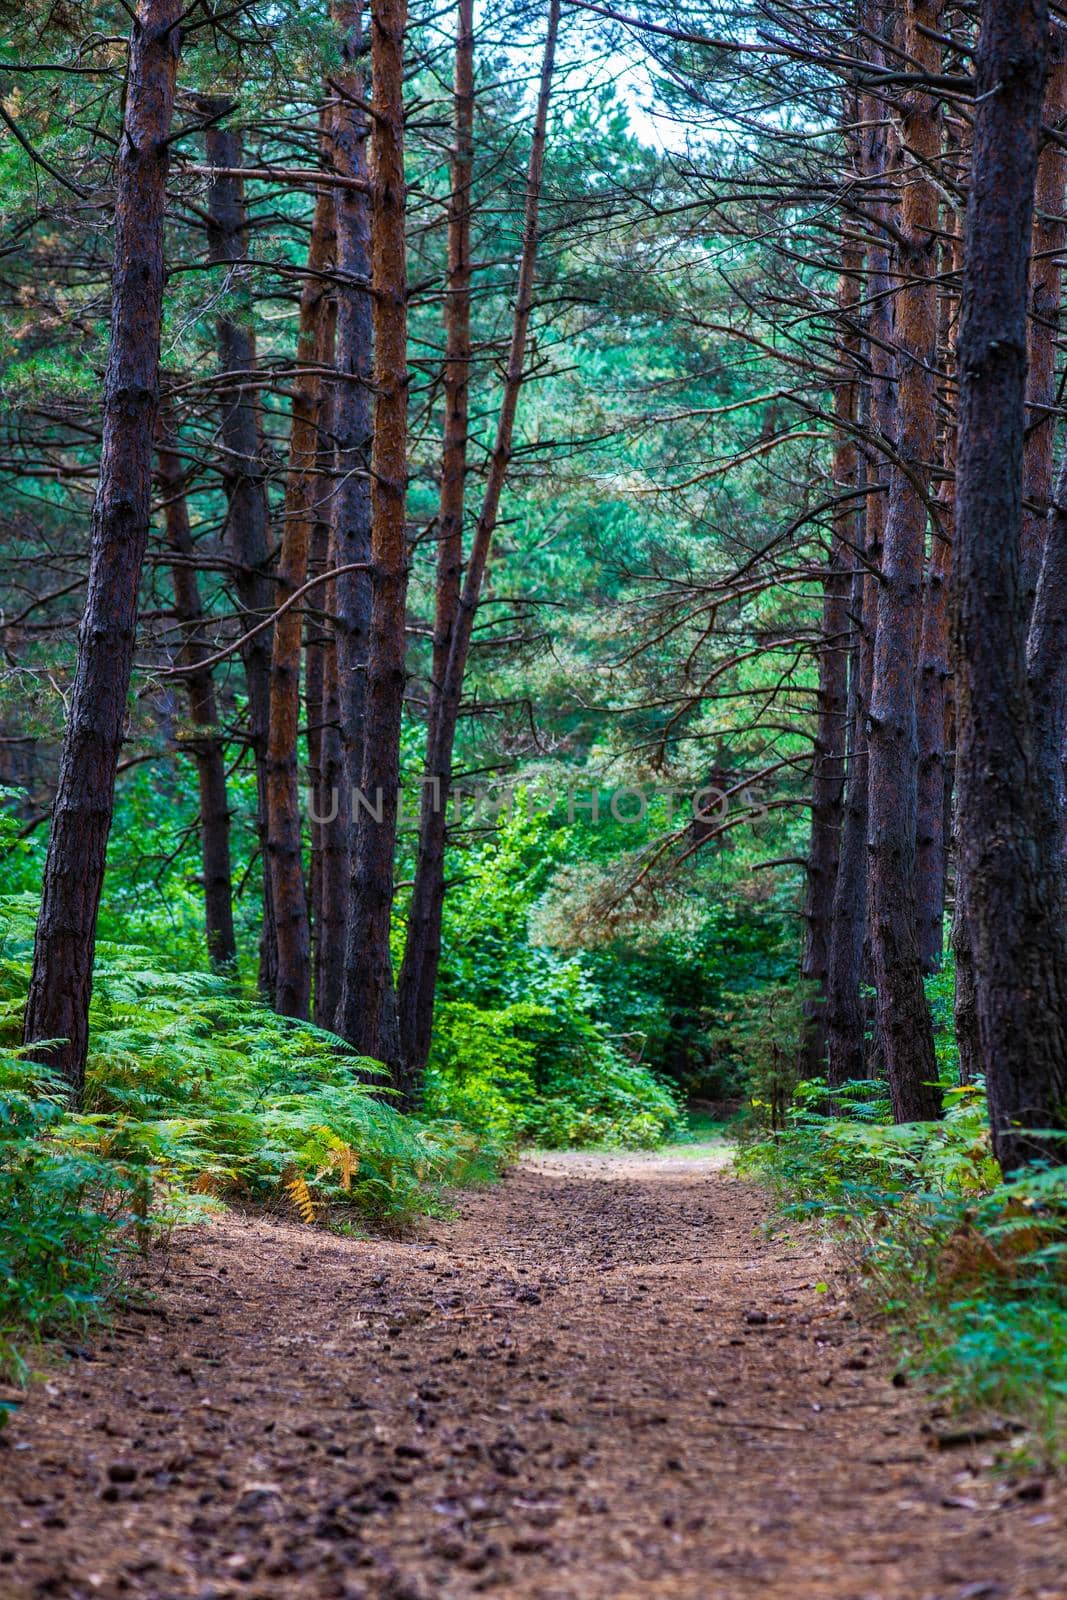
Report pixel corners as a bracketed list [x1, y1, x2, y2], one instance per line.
[430, 0, 475, 714]
[916, 526, 951, 973]
[307, 303, 342, 1026]
[1021, 33, 1067, 610]
[315, 623, 349, 1029]
[157, 426, 236, 969]
[306, 493, 328, 992]
[23, 0, 183, 1096]
[396, 0, 560, 1089]
[336, 0, 410, 1073]
[954, 0, 1067, 1172]
[800, 250, 856, 1076]
[266, 187, 335, 1019]
[826, 460, 874, 1087]
[950, 859, 981, 1082]
[828, 34, 895, 1086]
[203, 118, 278, 1000]
[916, 208, 958, 980]
[396, 0, 475, 1076]
[1023, 32, 1067, 895]
[1026, 447, 1067, 891]
[327, 0, 375, 1039]
[866, 0, 942, 1122]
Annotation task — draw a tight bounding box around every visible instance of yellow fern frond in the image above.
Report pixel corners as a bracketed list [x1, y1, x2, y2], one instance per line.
[285, 1172, 316, 1224]
[310, 1133, 360, 1192]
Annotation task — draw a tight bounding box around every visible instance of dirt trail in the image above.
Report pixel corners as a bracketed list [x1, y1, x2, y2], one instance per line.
[0, 1152, 1064, 1600]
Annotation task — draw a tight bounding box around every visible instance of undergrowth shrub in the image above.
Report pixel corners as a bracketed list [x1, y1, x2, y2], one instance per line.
[0, 1054, 149, 1388]
[708, 978, 814, 1133]
[741, 1080, 1067, 1463]
[424, 998, 680, 1149]
[418, 805, 682, 1149]
[0, 894, 502, 1382]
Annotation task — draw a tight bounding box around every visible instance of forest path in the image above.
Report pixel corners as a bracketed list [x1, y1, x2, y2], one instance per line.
[1, 1154, 1064, 1600]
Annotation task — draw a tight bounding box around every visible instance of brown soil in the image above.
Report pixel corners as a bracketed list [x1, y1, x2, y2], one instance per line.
[0, 1154, 1064, 1600]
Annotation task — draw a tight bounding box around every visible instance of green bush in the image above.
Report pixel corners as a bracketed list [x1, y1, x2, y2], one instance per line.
[0, 892, 504, 1382]
[0, 1054, 148, 1387]
[709, 978, 815, 1132]
[742, 1080, 1067, 1463]
[425, 997, 680, 1149]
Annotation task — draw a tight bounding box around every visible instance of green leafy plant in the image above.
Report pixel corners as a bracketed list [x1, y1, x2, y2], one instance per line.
[741, 1079, 1067, 1463]
[424, 997, 680, 1149]
[0, 1053, 148, 1387]
[0, 891, 504, 1382]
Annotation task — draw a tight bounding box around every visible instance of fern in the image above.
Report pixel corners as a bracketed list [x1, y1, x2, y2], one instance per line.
[284, 1171, 317, 1224]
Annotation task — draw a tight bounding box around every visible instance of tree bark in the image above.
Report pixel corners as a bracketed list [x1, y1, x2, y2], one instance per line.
[828, 30, 895, 1087]
[430, 0, 475, 713]
[950, 843, 981, 1082]
[157, 425, 236, 969]
[954, 0, 1067, 1172]
[266, 186, 335, 1019]
[203, 118, 278, 1000]
[1023, 37, 1067, 900]
[23, 0, 183, 1096]
[1026, 446, 1067, 893]
[1021, 33, 1067, 610]
[306, 475, 328, 995]
[917, 211, 960, 980]
[328, 0, 375, 1040]
[826, 463, 874, 1087]
[315, 605, 349, 1029]
[800, 251, 856, 1076]
[396, 0, 560, 1089]
[395, 0, 476, 1077]
[916, 527, 951, 973]
[336, 0, 410, 1074]
[865, 0, 942, 1122]
[307, 303, 344, 1028]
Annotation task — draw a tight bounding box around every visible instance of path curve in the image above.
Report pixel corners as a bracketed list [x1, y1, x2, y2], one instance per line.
[0, 1152, 1063, 1598]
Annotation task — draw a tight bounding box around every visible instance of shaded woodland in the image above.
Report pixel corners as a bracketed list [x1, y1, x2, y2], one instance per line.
[2, 0, 1067, 1473]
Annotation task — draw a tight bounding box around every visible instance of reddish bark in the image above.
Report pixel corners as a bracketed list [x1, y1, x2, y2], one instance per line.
[307, 304, 345, 1029]
[266, 187, 335, 1019]
[336, 0, 411, 1073]
[396, 0, 561, 1088]
[1021, 34, 1067, 609]
[430, 0, 475, 709]
[396, 0, 476, 1077]
[203, 118, 278, 999]
[954, 0, 1067, 1171]
[1022, 38, 1067, 906]
[23, 0, 183, 1095]
[315, 618, 349, 1030]
[866, 0, 942, 1122]
[157, 427, 236, 969]
[306, 475, 328, 992]
[827, 14, 894, 1087]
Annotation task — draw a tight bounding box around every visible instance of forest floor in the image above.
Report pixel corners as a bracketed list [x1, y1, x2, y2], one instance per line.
[1, 1145, 1065, 1600]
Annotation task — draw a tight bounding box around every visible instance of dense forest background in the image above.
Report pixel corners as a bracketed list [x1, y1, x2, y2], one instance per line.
[2, 0, 1067, 1456]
